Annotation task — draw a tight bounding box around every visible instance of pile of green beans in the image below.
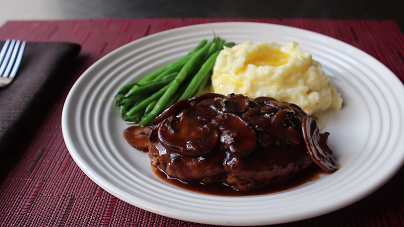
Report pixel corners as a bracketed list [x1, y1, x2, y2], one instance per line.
[114, 37, 235, 126]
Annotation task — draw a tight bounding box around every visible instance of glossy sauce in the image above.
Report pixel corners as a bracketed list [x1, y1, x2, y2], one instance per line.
[154, 164, 328, 196]
[124, 93, 338, 195]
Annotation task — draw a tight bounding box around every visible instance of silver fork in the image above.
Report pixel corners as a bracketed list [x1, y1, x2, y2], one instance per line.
[0, 39, 26, 87]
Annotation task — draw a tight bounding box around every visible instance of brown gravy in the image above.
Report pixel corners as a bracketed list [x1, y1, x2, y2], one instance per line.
[153, 164, 328, 196]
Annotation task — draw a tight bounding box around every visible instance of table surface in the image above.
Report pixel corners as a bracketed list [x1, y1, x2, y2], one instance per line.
[1, 0, 404, 31]
[0, 17, 404, 226]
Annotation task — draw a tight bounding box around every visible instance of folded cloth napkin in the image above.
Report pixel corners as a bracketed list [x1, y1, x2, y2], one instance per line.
[0, 41, 81, 156]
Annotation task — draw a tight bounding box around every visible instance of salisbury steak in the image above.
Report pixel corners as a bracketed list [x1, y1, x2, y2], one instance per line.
[147, 93, 337, 191]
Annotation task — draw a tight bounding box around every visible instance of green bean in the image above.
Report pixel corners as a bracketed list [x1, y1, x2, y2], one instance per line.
[137, 53, 193, 84]
[152, 58, 188, 80]
[133, 65, 168, 85]
[114, 37, 235, 125]
[126, 84, 170, 117]
[223, 42, 236, 48]
[194, 68, 211, 96]
[179, 50, 220, 100]
[119, 99, 134, 117]
[145, 100, 158, 114]
[205, 41, 217, 60]
[125, 74, 176, 97]
[137, 39, 206, 84]
[122, 56, 187, 99]
[205, 37, 221, 58]
[139, 41, 213, 125]
[187, 39, 208, 56]
[124, 111, 144, 122]
[159, 72, 178, 80]
[114, 93, 125, 106]
[116, 41, 203, 119]
[170, 81, 188, 106]
[116, 81, 138, 95]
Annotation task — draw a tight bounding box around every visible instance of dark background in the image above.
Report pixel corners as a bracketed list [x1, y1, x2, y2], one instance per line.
[1, 0, 403, 31]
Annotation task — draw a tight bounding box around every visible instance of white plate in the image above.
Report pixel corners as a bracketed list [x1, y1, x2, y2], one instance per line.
[62, 22, 404, 226]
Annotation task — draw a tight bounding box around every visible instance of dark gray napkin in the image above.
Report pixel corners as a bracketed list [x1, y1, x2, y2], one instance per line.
[0, 41, 81, 155]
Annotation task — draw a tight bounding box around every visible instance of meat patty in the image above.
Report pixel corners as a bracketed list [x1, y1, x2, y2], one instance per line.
[149, 141, 226, 184]
[223, 143, 312, 191]
[147, 93, 337, 191]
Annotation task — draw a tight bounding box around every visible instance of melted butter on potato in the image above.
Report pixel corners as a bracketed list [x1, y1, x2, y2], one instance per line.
[211, 41, 343, 115]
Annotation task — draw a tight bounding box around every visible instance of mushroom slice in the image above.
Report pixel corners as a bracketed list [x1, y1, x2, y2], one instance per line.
[149, 121, 163, 142]
[268, 110, 301, 144]
[189, 92, 225, 103]
[254, 96, 295, 113]
[223, 93, 250, 113]
[123, 126, 152, 151]
[213, 113, 257, 156]
[181, 105, 217, 123]
[287, 103, 307, 120]
[153, 99, 190, 125]
[197, 98, 215, 107]
[209, 94, 250, 114]
[302, 116, 338, 172]
[158, 115, 219, 156]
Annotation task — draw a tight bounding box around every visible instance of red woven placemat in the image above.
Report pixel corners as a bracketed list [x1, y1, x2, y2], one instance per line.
[0, 18, 403, 227]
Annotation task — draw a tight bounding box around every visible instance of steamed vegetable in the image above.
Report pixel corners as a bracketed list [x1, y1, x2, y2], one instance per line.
[114, 37, 235, 126]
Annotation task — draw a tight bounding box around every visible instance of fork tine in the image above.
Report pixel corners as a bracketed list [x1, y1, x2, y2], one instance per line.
[3, 40, 22, 77]
[9, 41, 26, 78]
[0, 39, 16, 76]
[0, 39, 11, 66]
[0, 39, 25, 87]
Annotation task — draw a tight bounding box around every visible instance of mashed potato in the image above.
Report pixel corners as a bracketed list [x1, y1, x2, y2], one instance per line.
[211, 41, 343, 115]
